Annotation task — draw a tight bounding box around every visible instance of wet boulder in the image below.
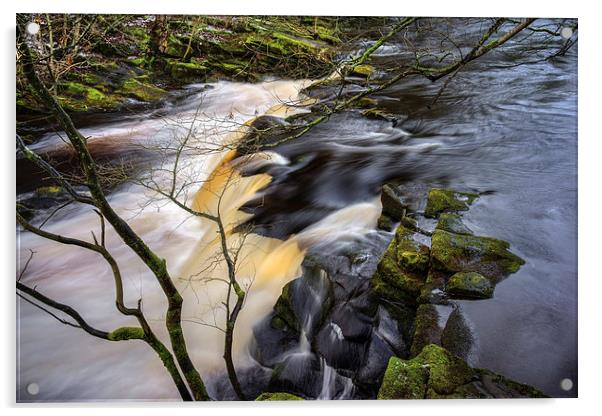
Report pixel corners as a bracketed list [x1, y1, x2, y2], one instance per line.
[267, 353, 323, 398]
[381, 184, 406, 220]
[430, 229, 525, 283]
[377, 214, 394, 231]
[371, 225, 429, 304]
[409, 304, 442, 358]
[377, 344, 547, 399]
[417, 269, 448, 305]
[424, 188, 478, 218]
[435, 213, 473, 235]
[441, 306, 474, 361]
[378, 344, 471, 399]
[446, 272, 494, 299]
[272, 266, 334, 334]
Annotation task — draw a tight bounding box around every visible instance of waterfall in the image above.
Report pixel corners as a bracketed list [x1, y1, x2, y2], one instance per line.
[17, 79, 380, 400]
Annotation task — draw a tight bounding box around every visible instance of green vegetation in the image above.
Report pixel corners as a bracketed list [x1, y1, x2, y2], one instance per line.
[256, 392, 305, 401]
[378, 344, 546, 399]
[424, 188, 478, 218]
[446, 271, 494, 299]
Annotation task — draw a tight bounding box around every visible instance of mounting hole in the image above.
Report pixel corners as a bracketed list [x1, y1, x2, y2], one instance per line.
[560, 378, 573, 391]
[26, 22, 40, 36]
[560, 27, 573, 40]
[26, 383, 39, 396]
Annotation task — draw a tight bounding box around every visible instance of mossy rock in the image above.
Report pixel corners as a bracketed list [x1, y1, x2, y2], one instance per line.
[441, 307, 474, 361]
[352, 64, 375, 77]
[424, 188, 478, 218]
[473, 369, 548, 398]
[430, 230, 524, 283]
[410, 304, 442, 358]
[126, 57, 147, 68]
[118, 77, 166, 102]
[362, 108, 397, 123]
[273, 281, 299, 332]
[381, 184, 405, 220]
[351, 97, 378, 109]
[372, 225, 429, 301]
[165, 34, 190, 58]
[377, 355, 429, 399]
[418, 269, 448, 305]
[436, 213, 473, 235]
[447, 272, 494, 300]
[166, 59, 209, 79]
[372, 225, 429, 303]
[34, 186, 62, 196]
[377, 214, 394, 231]
[378, 344, 547, 399]
[394, 226, 430, 274]
[378, 344, 472, 399]
[58, 81, 120, 111]
[255, 392, 304, 401]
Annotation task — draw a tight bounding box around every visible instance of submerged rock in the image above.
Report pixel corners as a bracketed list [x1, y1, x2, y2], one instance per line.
[430, 230, 524, 283]
[441, 306, 474, 361]
[255, 392, 305, 401]
[377, 344, 546, 399]
[424, 188, 478, 218]
[447, 272, 494, 299]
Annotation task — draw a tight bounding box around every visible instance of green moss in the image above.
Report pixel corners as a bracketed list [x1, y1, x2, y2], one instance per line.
[381, 183, 405, 219]
[127, 57, 147, 67]
[314, 25, 342, 44]
[351, 97, 378, 109]
[410, 304, 442, 358]
[167, 59, 209, 79]
[430, 230, 525, 283]
[118, 78, 166, 102]
[424, 188, 478, 218]
[447, 271, 494, 299]
[273, 282, 299, 331]
[361, 108, 397, 122]
[377, 355, 428, 399]
[255, 392, 304, 401]
[378, 344, 547, 399]
[166, 34, 189, 58]
[395, 226, 430, 274]
[417, 344, 473, 395]
[272, 32, 322, 52]
[124, 26, 150, 50]
[373, 244, 426, 303]
[418, 269, 448, 304]
[35, 186, 62, 196]
[475, 369, 548, 398]
[352, 64, 375, 77]
[58, 81, 121, 111]
[377, 214, 393, 231]
[372, 225, 429, 303]
[107, 326, 145, 341]
[436, 213, 473, 235]
[270, 315, 286, 330]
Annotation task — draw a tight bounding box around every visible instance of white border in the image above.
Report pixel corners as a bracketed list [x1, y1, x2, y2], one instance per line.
[2, 1, 599, 415]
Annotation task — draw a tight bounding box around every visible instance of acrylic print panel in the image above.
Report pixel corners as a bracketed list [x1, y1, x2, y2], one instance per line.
[16, 15, 577, 401]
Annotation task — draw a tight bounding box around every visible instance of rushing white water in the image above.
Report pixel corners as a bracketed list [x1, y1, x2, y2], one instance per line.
[16, 80, 381, 401]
